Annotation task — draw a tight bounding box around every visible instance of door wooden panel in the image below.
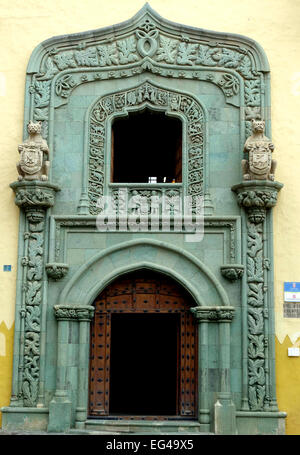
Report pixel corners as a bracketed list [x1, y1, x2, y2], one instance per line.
[89, 271, 197, 419]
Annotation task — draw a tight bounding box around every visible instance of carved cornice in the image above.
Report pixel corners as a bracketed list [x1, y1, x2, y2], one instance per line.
[10, 181, 60, 210]
[190, 306, 235, 322]
[53, 304, 94, 322]
[231, 180, 283, 223]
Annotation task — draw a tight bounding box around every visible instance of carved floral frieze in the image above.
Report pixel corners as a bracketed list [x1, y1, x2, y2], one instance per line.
[28, 9, 265, 140]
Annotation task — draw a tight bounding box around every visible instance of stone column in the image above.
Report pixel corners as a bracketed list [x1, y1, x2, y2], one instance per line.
[214, 310, 236, 435]
[75, 307, 95, 429]
[48, 304, 94, 433]
[191, 306, 235, 434]
[48, 306, 73, 432]
[190, 308, 210, 431]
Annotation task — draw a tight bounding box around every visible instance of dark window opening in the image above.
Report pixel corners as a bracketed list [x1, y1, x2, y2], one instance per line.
[111, 109, 182, 183]
[109, 313, 179, 415]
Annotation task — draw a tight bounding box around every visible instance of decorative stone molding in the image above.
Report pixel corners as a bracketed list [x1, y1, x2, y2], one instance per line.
[45, 263, 69, 281]
[190, 306, 235, 322]
[53, 304, 94, 321]
[220, 265, 244, 281]
[50, 215, 240, 268]
[88, 80, 205, 215]
[231, 180, 283, 224]
[10, 180, 60, 209]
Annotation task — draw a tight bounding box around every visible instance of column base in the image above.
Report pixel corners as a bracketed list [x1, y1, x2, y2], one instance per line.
[214, 393, 237, 435]
[75, 406, 88, 429]
[48, 393, 72, 433]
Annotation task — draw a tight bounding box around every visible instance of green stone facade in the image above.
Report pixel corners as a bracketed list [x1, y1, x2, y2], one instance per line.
[2, 5, 286, 434]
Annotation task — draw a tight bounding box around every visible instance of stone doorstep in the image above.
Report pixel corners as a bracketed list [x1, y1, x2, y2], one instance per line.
[83, 419, 208, 435]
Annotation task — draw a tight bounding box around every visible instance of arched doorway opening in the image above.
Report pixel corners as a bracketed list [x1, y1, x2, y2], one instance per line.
[88, 269, 198, 420]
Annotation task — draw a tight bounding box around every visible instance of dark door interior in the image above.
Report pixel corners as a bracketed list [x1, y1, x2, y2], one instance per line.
[109, 313, 179, 415]
[89, 270, 197, 419]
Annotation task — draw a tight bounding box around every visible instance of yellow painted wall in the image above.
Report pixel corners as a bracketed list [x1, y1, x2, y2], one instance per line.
[0, 0, 299, 433]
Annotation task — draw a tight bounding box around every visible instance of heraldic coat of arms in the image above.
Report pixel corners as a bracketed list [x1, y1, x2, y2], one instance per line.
[17, 121, 50, 181]
[242, 119, 276, 181]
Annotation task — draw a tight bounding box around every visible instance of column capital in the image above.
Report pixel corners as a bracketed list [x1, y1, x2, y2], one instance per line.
[231, 180, 283, 223]
[10, 180, 60, 210]
[191, 306, 235, 323]
[53, 304, 95, 322]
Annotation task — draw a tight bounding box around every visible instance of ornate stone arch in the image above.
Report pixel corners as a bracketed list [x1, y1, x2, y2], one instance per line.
[58, 238, 230, 308]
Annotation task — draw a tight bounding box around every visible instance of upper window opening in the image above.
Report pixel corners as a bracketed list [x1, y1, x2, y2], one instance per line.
[111, 108, 182, 183]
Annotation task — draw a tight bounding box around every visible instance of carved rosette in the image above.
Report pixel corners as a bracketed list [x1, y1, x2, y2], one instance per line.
[45, 263, 69, 281]
[10, 180, 60, 407]
[220, 265, 244, 281]
[232, 179, 283, 411]
[190, 306, 235, 322]
[54, 304, 94, 322]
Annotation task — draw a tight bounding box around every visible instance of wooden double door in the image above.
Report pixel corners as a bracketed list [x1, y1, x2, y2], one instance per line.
[89, 270, 198, 419]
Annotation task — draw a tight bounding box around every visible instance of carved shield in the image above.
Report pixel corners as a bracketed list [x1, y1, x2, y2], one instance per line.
[249, 147, 271, 176]
[19, 144, 43, 175]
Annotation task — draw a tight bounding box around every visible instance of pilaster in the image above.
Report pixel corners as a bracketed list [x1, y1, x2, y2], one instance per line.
[191, 306, 236, 434]
[48, 304, 94, 433]
[9, 180, 60, 408]
[232, 180, 283, 413]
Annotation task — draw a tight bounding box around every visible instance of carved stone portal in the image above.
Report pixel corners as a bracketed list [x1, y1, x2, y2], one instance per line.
[17, 121, 50, 181]
[242, 119, 276, 181]
[3, 4, 287, 436]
